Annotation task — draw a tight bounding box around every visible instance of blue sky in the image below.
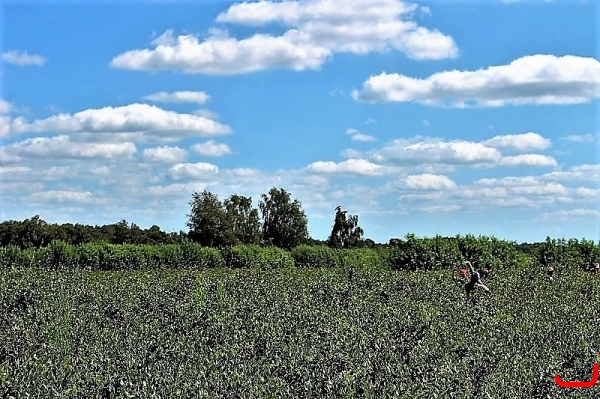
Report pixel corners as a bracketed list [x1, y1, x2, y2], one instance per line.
[1, 0, 598, 244]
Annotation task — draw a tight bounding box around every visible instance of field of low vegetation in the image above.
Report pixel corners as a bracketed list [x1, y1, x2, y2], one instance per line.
[1, 234, 599, 398]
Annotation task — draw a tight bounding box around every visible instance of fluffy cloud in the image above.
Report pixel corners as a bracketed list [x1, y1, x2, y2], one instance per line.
[542, 164, 600, 182]
[346, 128, 376, 142]
[191, 140, 232, 157]
[340, 133, 558, 170]
[168, 162, 219, 180]
[472, 176, 569, 196]
[4, 103, 231, 141]
[404, 173, 456, 190]
[574, 187, 600, 198]
[352, 134, 377, 142]
[111, 0, 458, 74]
[2, 135, 137, 160]
[2, 50, 46, 66]
[352, 54, 600, 106]
[306, 159, 387, 176]
[143, 91, 210, 104]
[484, 132, 551, 151]
[357, 138, 502, 166]
[0, 99, 13, 114]
[142, 146, 187, 163]
[499, 154, 557, 167]
[111, 29, 331, 74]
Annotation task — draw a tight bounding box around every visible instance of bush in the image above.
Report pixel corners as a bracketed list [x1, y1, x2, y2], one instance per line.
[291, 245, 340, 268]
[43, 240, 77, 270]
[181, 242, 225, 269]
[223, 245, 294, 269]
[385, 234, 522, 271]
[258, 246, 295, 269]
[534, 237, 600, 269]
[338, 248, 383, 269]
[0, 245, 32, 269]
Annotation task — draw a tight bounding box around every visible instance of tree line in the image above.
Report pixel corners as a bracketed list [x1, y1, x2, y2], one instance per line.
[0, 187, 374, 250]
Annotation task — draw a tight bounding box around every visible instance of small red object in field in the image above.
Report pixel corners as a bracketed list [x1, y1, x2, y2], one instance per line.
[555, 363, 599, 388]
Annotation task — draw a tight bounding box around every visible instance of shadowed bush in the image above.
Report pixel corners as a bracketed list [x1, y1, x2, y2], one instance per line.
[223, 245, 294, 269]
[338, 248, 384, 270]
[291, 245, 340, 268]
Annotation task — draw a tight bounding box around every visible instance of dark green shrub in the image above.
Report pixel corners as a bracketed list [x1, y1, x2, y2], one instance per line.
[222, 245, 262, 268]
[181, 242, 225, 268]
[256, 246, 294, 269]
[0, 245, 31, 268]
[290, 245, 339, 268]
[43, 240, 76, 270]
[338, 248, 383, 269]
[223, 245, 293, 269]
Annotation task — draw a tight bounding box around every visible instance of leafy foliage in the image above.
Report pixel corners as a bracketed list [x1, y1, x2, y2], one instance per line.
[327, 206, 364, 249]
[223, 194, 261, 246]
[187, 190, 230, 247]
[222, 245, 294, 269]
[259, 187, 309, 250]
[2, 236, 597, 273]
[338, 248, 384, 270]
[388, 234, 524, 272]
[0, 216, 187, 249]
[534, 237, 600, 270]
[0, 264, 599, 397]
[291, 245, 340, 268]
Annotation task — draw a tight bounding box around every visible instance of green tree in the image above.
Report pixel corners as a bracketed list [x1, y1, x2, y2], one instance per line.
[327, 206, 364, 249]
[224, 194, 261, 245]
[113, 219, 131, 244]
[187, 190, 229, 247]
[20, 215, 49, 249]
[259, 187, 309, 250]
[145, 225, 168, 244]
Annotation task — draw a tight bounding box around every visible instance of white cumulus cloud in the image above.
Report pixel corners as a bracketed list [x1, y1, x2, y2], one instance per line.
[142, 146, 187, 163]
[3, 135, 137, 160]
[484, 132, 551, 151]
[306, 159, 386, 176]
[191, 140, 232, 157]
[4, 103, 231, 142]
[110, 0, 458, 75]
[0, 99, 13, 114]
[351, 134, 377, 142]
[345, 128, 376, 142]
[366, 138, 502, 165]
[499, 154, 557, 167]
[168, 162, 219, 180]
[352, 54, 600, 106]
[342, 133, 559, 171]
[542, 164, 600, 182]
[404, 173, 457, 190]
[2, 50, 46, 66]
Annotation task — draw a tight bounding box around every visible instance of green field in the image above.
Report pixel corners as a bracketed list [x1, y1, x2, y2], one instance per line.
[1, 264, 599, 398]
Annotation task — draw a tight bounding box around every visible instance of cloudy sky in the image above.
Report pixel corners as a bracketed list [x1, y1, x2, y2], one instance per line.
[1, 0, 598, 244]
